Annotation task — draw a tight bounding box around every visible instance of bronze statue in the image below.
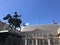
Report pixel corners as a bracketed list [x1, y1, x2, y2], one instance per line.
[3, 12, 22, 31]
[13, 12, 20, 18]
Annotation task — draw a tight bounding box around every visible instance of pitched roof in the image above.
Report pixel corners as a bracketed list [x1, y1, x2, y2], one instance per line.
[21, 24, 60, 34]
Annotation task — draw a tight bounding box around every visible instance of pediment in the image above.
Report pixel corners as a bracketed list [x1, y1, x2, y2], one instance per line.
[32, 29, 44, 33]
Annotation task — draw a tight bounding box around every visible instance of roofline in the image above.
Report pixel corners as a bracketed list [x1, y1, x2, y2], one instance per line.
[21, 24, 60, 27]
[0, 30, 8, 33]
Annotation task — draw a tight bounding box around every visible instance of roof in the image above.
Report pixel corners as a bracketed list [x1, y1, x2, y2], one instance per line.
[0, 30, 21, 37]
[0, 30, 8, 33]
[21, 24, 60, 34]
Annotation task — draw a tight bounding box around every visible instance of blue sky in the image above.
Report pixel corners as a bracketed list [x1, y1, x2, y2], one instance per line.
[0, 0, 60, 25]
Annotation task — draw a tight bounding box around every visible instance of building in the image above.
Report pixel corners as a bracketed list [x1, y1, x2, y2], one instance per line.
[0, 21, 8, 30]
[21, 24, 60, 45]
[0, 21, 60, 45]
[0, 21, 23, 45]
[0, 30, 22, 45]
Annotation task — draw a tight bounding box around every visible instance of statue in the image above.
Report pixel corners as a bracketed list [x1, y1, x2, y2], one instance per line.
[3, 12, 22, 31]
[13, 12, 21, 18]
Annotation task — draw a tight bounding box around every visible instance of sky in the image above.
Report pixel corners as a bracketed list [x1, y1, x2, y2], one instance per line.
[0, 0, 60, 25]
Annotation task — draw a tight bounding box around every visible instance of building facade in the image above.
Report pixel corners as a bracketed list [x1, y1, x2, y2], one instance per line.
[0, 30, 22, 45]
[0, 21, 60, 45]
[20, 24, 60, 45]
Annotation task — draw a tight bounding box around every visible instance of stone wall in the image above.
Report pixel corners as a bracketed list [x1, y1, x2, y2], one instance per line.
[0, 21, 8, 30]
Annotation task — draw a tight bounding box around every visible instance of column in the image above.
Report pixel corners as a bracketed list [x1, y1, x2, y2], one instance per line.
[53, 39, 55, 45]
[25, 39, 27, 45]
[17, 37, 19, 45]
[47, 39, 51, 45]
[42, 40, 44, 45]
[19, 38, 21, 45]
[32, 40, 34, 45]
[4, 37, 9, 45]
[11, 36, 13, 45]
[59, 39, 60, 45]
[36, 39, 38, 45]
